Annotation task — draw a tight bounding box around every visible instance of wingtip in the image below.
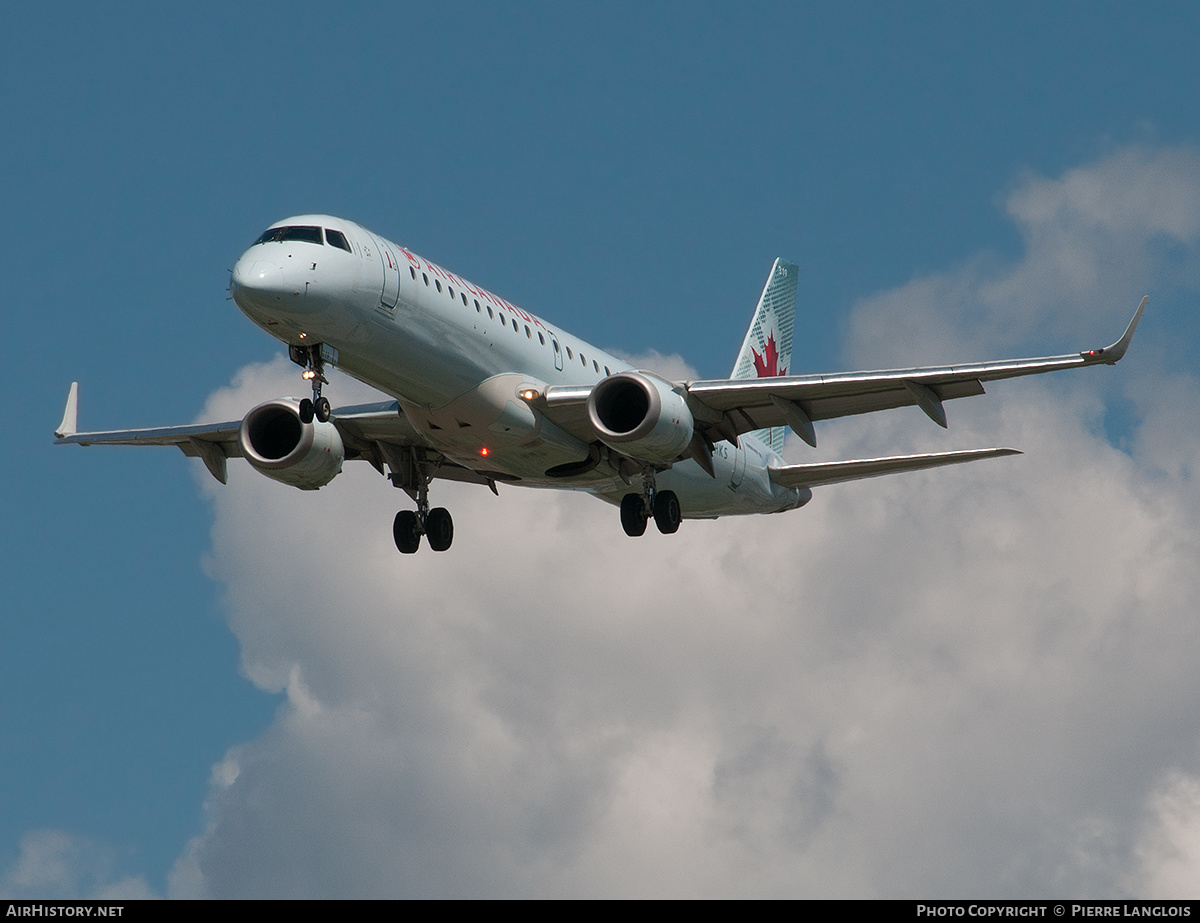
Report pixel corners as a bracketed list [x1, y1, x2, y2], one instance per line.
[1085, 296, 1148, 364]
[55, 382, 79, 439]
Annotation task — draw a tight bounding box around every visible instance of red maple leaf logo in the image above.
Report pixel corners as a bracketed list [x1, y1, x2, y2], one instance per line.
[751, 331, 787, 377]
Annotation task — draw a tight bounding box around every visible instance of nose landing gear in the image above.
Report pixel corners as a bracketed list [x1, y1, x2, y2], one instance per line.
[290, 343, 336, 424]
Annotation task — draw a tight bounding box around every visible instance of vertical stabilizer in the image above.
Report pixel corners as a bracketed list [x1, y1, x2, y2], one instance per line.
[730, 259, 797, 453]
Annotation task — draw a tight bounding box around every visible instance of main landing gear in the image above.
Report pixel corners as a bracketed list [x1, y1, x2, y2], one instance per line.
[393, 504, 454, 554]
[620, 473, 681, 537]
[388, 448, 454, 553]
[290, 343, 332, 424]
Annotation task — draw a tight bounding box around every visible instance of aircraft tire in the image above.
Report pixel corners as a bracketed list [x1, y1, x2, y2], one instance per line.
[426, 507, 454, 552]
[620, 493, 648, 537]
[299, 398, 315, 424]
[653, 490, 681, 534]
[315, 396, 331, 423]
[393, 510, 421, 554]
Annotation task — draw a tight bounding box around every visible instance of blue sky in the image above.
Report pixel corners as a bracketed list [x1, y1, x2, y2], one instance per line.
[5, 2, 1200, 897]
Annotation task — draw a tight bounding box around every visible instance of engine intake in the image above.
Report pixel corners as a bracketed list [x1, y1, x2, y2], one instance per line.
[587, 371, 694, 464]
[238, 398, 344, 490]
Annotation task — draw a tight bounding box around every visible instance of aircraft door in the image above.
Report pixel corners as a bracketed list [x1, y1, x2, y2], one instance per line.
[729, 441, 747, 490]
[367, 232, 401, 311]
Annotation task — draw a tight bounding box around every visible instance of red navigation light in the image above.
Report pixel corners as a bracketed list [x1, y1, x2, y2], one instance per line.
[479, 446, 490, 457]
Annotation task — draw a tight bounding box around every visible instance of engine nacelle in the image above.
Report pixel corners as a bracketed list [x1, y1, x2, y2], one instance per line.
[586, 371, 694, 464]
[238, 398, 345, 490]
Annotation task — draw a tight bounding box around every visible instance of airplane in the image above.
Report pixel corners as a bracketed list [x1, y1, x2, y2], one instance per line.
[54, 215, 1147, 553]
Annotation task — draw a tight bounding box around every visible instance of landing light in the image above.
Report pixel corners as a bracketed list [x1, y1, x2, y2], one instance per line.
[302, 369, 317, 380]
[519, 388, 540, 401]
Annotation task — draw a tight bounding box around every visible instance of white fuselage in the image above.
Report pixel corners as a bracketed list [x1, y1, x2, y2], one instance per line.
[230, 214, 804, 518]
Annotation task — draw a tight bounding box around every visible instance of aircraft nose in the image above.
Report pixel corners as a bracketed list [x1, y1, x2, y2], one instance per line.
[230, 253, 306, 320]
[231, 257, 285, 297]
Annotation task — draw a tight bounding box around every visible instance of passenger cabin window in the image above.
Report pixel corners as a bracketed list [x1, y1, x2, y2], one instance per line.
[410, 267, 417, 280]
[435, 280, 442, 293]
[325, 228, 352, 252]
[256, 225, 323, 246]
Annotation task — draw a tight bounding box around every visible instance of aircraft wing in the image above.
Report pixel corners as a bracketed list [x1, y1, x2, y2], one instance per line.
[53, 385, 497, 488]
[54, 383, 246, 482]
[685, 297, 1147, 447]
[768, 447, 1020, 489]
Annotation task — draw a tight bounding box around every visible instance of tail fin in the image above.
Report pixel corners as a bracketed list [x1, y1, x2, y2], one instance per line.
[730, 259, 798, 453]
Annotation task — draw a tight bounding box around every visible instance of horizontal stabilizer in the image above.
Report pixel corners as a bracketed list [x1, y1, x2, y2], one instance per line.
[768, 447, 1021, 489]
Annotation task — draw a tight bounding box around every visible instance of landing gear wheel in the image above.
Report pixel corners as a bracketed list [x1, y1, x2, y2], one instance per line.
[295, 343, 331, 424]
[653, 490, 681, 534]
[393, 510, 421, 554]
[620, 493, 648, 537]
[425, 507, 454, 552]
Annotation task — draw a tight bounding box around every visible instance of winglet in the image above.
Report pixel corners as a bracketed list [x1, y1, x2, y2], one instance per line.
[1083, 296, 1148, 364]
[56, 382, 79, 438]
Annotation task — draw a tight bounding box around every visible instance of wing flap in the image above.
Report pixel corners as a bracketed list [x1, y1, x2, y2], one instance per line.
[56, 421, 244, 450]
[769, 447, 1021, 489]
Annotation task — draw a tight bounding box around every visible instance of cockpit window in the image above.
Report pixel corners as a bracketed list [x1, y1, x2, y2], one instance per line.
[325, 228, 352, 252]
[255, 226, 323, 246]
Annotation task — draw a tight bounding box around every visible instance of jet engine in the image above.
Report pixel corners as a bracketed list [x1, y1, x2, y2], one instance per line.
[586, 371, 694, 464]
[238, 398, 345, 490]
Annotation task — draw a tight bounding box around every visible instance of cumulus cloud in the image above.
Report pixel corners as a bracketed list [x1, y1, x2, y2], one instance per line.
[1, 830, 157, 900]
[847, 146, 1200, 368]
[612, 349, 699, 382]
[1129, 773, 1200, 898]
[169, 146, 1200, 897]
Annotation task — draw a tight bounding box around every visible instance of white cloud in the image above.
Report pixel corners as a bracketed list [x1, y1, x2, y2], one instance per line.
[612, 348, 699, 382]
[1, 830, 157, 900]
[168, 146, 1200, 897]
[847, 146, 1200, 368]
[1129, 773, 1200, 898]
